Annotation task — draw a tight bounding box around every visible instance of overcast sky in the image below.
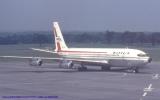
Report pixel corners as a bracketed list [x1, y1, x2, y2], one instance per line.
[0, 0, 160, 32]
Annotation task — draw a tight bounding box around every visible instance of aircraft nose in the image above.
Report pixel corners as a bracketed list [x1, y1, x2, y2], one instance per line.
[148, 57, 152, 63]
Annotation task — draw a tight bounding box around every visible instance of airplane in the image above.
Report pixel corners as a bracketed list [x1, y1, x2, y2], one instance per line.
[0, 22, 152, 73]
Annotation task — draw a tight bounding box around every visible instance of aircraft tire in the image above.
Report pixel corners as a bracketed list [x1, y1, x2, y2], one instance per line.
[134, 68, 139, 73]
[38, 61, 43, 66]
[78, 67, 87, 71]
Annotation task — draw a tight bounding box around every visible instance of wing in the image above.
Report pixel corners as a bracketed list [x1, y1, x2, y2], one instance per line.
[30, 48, 109, 64]
[0, 56, 108, 64]
[0, 48, 58, 60]
[31, 48, 57, 54]
[0, 56, 62, 60]
[0, 56, 34, 59]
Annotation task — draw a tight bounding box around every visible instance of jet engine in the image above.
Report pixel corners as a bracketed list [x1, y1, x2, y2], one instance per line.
[29, 57, 43, 66]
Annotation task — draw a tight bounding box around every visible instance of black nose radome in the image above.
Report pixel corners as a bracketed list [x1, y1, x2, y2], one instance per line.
[148, 58, 152, 63]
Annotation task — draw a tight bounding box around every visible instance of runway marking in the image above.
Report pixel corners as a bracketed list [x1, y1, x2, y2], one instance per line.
[144, 84, 153, 92]
[141, 84, 154, 99]
[152, 74, 159, 80]
[142, 92, 147, 97]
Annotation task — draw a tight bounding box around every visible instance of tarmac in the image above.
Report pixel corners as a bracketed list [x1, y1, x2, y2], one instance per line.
[0, 61, 159, 100]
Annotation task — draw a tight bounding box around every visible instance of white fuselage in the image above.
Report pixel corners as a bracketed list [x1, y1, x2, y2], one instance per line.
[57, 48, 150, 68]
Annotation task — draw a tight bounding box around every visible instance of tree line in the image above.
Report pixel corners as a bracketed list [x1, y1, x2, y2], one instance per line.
[0, 31, 160, 46]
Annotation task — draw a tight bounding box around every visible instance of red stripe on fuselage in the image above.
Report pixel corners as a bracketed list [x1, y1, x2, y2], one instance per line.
[59, 53, 108, 56]
[58, 50, 107, 54]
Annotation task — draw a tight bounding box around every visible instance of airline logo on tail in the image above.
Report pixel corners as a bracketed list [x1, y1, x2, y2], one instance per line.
[53, 22, 68, 52]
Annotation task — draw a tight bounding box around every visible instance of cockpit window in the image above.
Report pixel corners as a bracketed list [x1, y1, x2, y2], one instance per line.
[137, 53, 149, 57]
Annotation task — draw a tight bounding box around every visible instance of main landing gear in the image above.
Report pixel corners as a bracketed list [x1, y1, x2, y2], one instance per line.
[77, 64, 87, 71]
[133, 67, 139, 73]
[129, 67, 139, 73]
